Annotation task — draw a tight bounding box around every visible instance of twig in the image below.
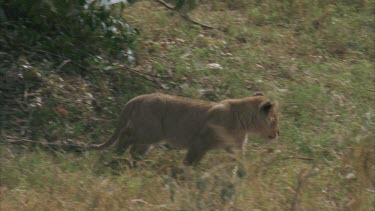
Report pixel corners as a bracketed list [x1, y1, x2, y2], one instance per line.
[20, 44, 169, 87]
[110, 65, 169, 89]
[130, 199, 173, 210]
[291, 164, 319, 211]
[155, 0, 174, 10]
[129, 67, 170, 79]
[34, 49, 88, 71]
[261, 154, 315, 167]
[20, 44, 88, 71]
[200, 154, 246, 180]
[201, 162, 233, 179]
[56, 60, 72, 72]
[125, 67, 162, 85]
[179, 13, 214, 30]
[112, 65, 171, 79]
[281, 156, 315, 161]
[303, 75, 374, 93]
[2, 136, 86, 152]
[155, 0, 214, 30]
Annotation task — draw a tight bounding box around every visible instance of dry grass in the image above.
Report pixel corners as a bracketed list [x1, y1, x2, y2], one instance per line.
[1, 0, 374, 210]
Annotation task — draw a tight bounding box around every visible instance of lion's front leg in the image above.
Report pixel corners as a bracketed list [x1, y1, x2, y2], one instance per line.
[183, 126, 218, 166]
[241, 134, 249, 157]
[225, 146, 235, 154]
[183, 142, 209, 166]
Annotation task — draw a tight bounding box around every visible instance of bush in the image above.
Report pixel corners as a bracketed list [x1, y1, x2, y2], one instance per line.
[0, 0, 137, 62]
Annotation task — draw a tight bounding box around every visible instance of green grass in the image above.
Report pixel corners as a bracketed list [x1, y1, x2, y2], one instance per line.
[1, 0, 374, 210]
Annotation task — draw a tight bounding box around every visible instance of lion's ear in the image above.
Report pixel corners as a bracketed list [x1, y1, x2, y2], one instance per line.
[253, 92, 264, 96]
[259, 101, 273, 113]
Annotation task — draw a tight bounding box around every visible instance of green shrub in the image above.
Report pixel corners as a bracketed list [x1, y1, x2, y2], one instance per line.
[0, 0, 137, 62]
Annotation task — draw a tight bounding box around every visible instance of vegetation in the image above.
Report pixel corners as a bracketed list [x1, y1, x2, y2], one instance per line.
[1, 0, 374, 210]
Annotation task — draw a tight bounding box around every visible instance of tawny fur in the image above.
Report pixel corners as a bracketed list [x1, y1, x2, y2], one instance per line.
[90, 92, 280, 165]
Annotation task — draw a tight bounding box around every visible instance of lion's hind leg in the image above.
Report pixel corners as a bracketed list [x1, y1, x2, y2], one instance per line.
[183, 142, 210, 166]
[130, 144, 152, 160]
[115, 126, 136, 155]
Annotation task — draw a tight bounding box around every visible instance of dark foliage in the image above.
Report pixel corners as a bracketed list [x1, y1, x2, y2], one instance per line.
[0, 0, 137, 62]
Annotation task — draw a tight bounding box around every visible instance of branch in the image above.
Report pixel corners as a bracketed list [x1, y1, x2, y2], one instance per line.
[179, 13, 214, 30]
[281, 156, 315, 161]
[155, 0, 174, 10]
[20, 44, 88, 71]
[109, 65, 170, 89]
[122, 67, 163, 86]
[125, 66, 170, 79]
[2, 136, 86, 152]
[303, 75, 374, 93]
[290, 164, 319, 211]
[155, 0, 214, 30]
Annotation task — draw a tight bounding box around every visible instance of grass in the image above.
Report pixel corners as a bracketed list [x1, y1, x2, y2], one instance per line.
[1, 0, 374, 210]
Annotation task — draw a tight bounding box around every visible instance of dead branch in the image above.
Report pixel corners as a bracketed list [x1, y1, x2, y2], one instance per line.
[155, 0, 174, 10]
[2, 136, 86, 152]
[261, 155, 315, 167]
[20, 44, 88, 71]
[20, 44, 170, 88]
[281, 156, 315, 161]
[291, 164, 319, 211]
[121, 67, 163, 87]
[112, 65, 171, 79]
[129, 67, 171, 79]
[179, 13, 214, 30]
[303, 75, 374, 93]
[155, 0, 214, 30]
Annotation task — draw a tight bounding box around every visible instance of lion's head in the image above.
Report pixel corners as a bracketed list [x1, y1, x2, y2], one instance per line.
[252, 92, 280, 141]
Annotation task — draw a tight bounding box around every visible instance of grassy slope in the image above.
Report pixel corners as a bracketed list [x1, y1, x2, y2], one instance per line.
[1, 1, 374, 210]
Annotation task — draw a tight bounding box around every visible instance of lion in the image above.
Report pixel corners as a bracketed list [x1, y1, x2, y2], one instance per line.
[89, 92, 279, 166]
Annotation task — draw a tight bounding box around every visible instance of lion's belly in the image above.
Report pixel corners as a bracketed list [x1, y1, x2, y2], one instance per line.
[162, 131, 196, 149]
[163, 138, 189, 149]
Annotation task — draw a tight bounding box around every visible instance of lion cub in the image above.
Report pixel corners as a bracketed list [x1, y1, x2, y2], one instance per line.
[91, 92, 279, 166]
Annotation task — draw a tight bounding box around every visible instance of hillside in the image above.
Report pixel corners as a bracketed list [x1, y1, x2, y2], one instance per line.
[1, 1, 374, 210]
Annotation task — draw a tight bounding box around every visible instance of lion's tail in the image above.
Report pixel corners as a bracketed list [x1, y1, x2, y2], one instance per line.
[88, 129, 120, 150]
[88, 103, 133, 150]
